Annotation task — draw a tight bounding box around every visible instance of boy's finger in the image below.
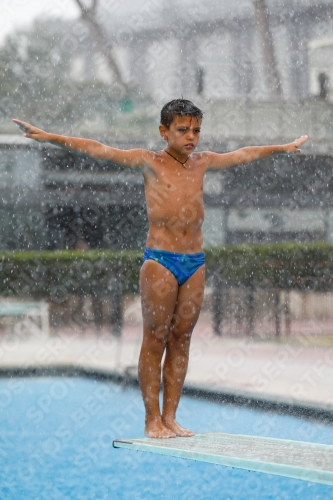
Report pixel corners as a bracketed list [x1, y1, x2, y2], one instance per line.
[297, 135, 308, 145]
[12, 119, 33, 133]
[12, 120, 32, 133]
[12, 119, 29, 126]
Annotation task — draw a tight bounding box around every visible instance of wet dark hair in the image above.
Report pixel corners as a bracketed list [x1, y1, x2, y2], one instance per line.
[160, 99, 203, 128]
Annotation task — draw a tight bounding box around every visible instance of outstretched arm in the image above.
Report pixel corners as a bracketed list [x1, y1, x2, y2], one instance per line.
[12, 119, 147, 168]
[205, 136, 308, 170]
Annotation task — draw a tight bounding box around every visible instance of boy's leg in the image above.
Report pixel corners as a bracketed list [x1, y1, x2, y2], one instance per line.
[138, 260, 179, 438]
[162, 265, 205, 436]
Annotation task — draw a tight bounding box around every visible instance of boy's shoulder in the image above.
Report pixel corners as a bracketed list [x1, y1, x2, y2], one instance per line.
[192, 151, 215, 166]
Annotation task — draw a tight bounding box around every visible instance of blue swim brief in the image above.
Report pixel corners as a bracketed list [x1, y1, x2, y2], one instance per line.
[142, 248, 205, 286]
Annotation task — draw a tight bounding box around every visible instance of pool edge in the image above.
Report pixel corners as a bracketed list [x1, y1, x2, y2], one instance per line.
[0, 364, 332, 424]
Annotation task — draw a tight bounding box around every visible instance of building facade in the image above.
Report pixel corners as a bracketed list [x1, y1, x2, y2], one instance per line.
[92, 0, 333, 101]
[1, 136, 333, 251]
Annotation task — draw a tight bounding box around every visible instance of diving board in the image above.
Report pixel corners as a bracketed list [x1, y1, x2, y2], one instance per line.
[113, 432, 333, 485]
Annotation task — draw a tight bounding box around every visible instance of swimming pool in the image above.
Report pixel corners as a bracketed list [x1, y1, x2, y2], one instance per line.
[1, 377, 333, 499]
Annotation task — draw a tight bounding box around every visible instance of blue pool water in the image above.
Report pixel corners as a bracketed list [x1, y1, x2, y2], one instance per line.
[1, 377, 333, 499]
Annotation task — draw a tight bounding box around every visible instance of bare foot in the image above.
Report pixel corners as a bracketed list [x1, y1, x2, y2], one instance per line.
[144, 417, 176, 439]
[162, 418, 195, 437]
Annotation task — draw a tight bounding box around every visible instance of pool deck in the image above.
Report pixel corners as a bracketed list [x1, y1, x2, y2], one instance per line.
[1, 317, 333, 416]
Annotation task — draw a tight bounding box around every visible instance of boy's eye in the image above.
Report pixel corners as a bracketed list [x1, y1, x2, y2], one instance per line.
[177, 128, 200, 133]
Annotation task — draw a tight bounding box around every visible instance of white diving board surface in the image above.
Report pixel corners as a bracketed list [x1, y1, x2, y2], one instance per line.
[113, 432, 333, 486]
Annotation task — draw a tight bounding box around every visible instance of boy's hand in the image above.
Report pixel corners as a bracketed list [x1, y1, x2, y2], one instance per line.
[12, 119, 49, 143]
[282, 135, 308, 153]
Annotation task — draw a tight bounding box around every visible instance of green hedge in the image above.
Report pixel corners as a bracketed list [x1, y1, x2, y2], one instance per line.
[205, 242, 333, 289]
[1, 242, 333, 299]
[0, 250, 143, 299]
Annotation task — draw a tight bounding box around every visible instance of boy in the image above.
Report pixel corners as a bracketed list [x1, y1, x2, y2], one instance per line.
[13, 99, 308, 438]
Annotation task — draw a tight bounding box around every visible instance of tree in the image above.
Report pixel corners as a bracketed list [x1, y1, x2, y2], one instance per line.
[253, 0, 282, 98]
[0, 18, 118, 127]
[72, 0, 129, 95]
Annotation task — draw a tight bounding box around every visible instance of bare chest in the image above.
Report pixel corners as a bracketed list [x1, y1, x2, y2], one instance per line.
[144, 164, 204, 207]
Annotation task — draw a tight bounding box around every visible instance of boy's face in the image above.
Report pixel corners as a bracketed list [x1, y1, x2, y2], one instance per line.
[159, 115, 201, 156]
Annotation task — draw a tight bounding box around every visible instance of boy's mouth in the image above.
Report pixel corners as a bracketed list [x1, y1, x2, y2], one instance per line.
[184, 143, 194, 150]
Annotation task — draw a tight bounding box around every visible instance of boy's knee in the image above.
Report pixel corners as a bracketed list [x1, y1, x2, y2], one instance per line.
[171, 314, 196, 336]
[148, 324, 170, 344]
[170, 329, 192, 345]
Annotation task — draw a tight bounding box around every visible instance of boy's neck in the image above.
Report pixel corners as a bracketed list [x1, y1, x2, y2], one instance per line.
[165, 147, 189, 164]
[164, 149, 189, 168]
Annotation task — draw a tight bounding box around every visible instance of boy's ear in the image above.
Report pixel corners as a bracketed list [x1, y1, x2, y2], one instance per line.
[159, 124, 168, 141]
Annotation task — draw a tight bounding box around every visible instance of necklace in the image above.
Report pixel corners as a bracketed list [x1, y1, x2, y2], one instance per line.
[164, 150, 189, 169]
